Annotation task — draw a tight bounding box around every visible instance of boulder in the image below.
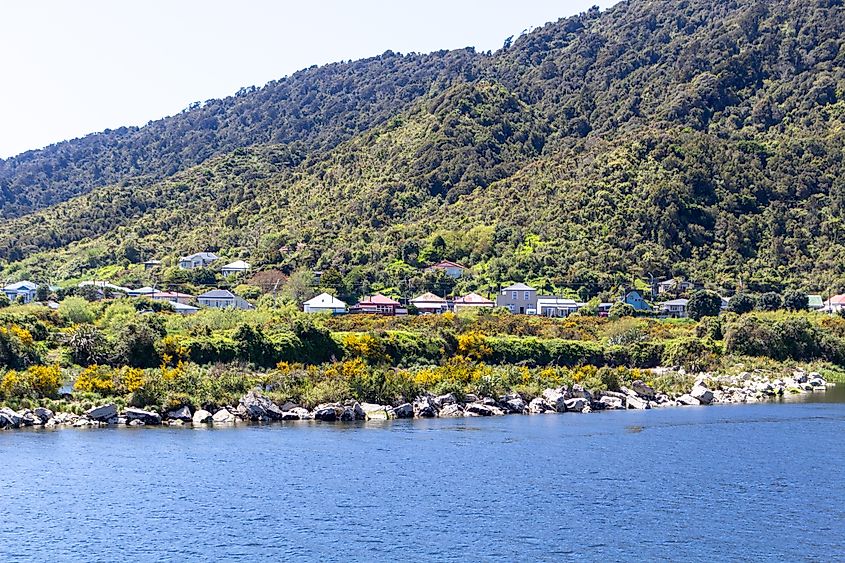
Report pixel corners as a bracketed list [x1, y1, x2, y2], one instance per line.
[690, 384, 714, 405]
[413, 396, 437, 418]
[290, 407, 313, 419]
[339, 406, 356, 422]
[350, 401, 366, 420]
[18, 410, 39, 426]
[625, 395, 650, 410]
[676, 394, 701, 406]
[211, 408, 237, 423]
[438, 404, 465, 417]
[565, 397, 588, 411]
[570, 384, 593, 401]
[632, 380, 656, 399]
[463, 393, 479, 404]
[124, 407, 162, 425]
[360, 403, 390, 420]
[128, 419, 145, 427]
[501, 396, 527, 414]
[279, 410, 302, 421]
[280, 401, 299, 412]
[165, 405, 192, 422]
[0, 407, 22, 428]
[465, 403, 505, 416]
[313, 404, 344, 421]
[86, 403, 117, 421]
[33, 407, 54, 423]
[432, 393, 457, 408]
[528, 397, 555, 414]
[239, 390, 284, 421]
[599, 396, 624, 410]
[192, 409, 213, 424]
[542, 388, 568, 412]
[391, 403, 414, 419]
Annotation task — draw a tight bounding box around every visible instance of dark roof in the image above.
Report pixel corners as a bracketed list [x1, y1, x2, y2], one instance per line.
[198, 289, 235, 299]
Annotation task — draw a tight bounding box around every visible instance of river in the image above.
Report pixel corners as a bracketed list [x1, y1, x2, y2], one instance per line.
[2, 390, 844, 562]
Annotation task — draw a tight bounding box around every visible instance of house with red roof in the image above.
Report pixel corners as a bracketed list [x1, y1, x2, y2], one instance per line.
[452, 292, 495, 312]
[411, 292, 448, 314]
[350, 294, 407, 316]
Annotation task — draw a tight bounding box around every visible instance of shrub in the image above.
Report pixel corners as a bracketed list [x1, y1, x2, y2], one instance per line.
[726, 293, 755, 314]
[783, 290, 809, 311]
[59, 297, 95, 325]
[662, 338, 719, 372]
[112, 320, 162, 368]
[0, 325, 42, 368]
[757, 292, 783, 311]
[687, 290, 722, 320]
[608, 302, 635, 319]
[0, 365, 61, 400]
[66, 324, 109, 366]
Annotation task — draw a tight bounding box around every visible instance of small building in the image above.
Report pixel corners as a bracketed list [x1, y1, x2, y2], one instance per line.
[426, 260, 467, 279]
[78, 281, 130, 296]
[350, 294, 407, 316]
[656, 278, 695, 295]
[536, 296, 580, 317]
[659, 298, 689, 318]
[808, 295, 824, 311]
[496, 283, 537, 315]
[303, 293, 347, 314]
[197, 289, 254, 310]
[151, 291, 194, 305]
[598, 302, 614, 317]
[411, 292, 448, 314]
[452, 292, 495, 312]
[142, 260, 161, 271]
[171, 302, 199, 315]
[3, 281, 38, 304]
[221, 260, 251, 278]
[178, 252, 219, 270]
[826, 294, 845, 313]
[624, 290, 652, 311]
[127, 287, 156, 298]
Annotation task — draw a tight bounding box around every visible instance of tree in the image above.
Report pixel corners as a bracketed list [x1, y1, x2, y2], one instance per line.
[757, 292, 783, 311]
[66, 324, 109, 366]
[0, 295, 9, 308]
[608, 302, 635, 319]
[59, 297, 95, 324]
[783, 290, 808, 311]
[112, 321, 162, 368]
[687, 290, 722, 320]
[727, 293, 755, 314]
[35, 285, 50, 302]
[282, 269, 315, 306]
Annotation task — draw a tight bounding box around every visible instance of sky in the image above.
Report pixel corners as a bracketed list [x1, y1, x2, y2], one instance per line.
[0, 0, 613, 158]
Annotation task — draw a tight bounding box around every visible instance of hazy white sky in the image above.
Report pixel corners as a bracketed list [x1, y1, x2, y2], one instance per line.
[0, 0, 611, 158]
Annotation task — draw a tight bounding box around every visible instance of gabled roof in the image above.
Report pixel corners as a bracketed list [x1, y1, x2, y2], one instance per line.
[808, 294, 824, 308]
[198, 289, 236, 299]
[502, 283, 536, 291]
[454, 292, 494, 305]
[358, 293, 401, 306]
[222, 260, 251, 270]
[180, 252, 218, 262]
[171, 302, 199, 313]
[152, 291, 194, 299]
[128, 286, 156, 295]
[662, 298, 689, 306]
[4, 281, 37, 291]
[429, 260, 466, 270]
[830, 294, 845, 305]
[304, 292, 347, 307]
[537, 296, 579, 306]
[412, 292, 446, 303]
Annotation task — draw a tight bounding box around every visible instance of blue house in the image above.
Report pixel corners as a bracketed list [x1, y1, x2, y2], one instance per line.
[624, 290, 652, 311]
[3, 281, 38, 304]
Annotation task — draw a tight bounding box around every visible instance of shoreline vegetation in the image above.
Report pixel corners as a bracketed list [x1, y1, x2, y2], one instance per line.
[1, 300, 844, 430]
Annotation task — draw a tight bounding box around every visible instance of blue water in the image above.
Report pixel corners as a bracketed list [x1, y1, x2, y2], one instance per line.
[2, 397, 844, 562]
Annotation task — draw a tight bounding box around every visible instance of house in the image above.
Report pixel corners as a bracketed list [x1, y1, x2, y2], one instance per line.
[171, 302, 199, 315]
[826, 294, 845, 313]
[452, 293, 495, 312]
[426, 260, 467, 279]
[3, 281, 38, 304]
[659, 298, 689, 318]
[178, 252, 218, 270]
[151, 291, 194, 305]
[721, 296, 730, 311]
[142, 260, 161, 271]
[808, 295, 824, 311]
[196, 289, 254, 310]
[536, 297, 581, 317]
[597, 302, 614, 317]
[350, 294, 407, 316]
[79, 281, 130, 295]
[127, 286, 156, 298]
[411, 292, 448, 314]
[303, 293, 348, 314]
[496, 283, 537, 315]
[656, 278, 695, 295]
[624, 290, 652, 311]
[221, 260, 251, 278]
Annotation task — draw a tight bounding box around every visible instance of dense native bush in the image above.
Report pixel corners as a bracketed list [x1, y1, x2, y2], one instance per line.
[0, 325, 43, 369]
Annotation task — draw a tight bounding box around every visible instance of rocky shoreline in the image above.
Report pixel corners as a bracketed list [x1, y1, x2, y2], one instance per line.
[0, 369, 831, 430]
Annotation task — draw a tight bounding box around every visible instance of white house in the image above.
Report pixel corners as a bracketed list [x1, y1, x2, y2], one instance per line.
[411, 292, 448, 314]
[303, 293, 347, 314]
[171, 302, 199, 315]
[536, 296, 580, 317]
[452, 292, 495, 312]
[656, 278, 695, 295]
[127, 286, 156, 297]
[426, 260, 467, 279]
[3, 281, 38, 304]
[659, 298, 689, 318]
[178, 252, 219, 270]
[197, 289, 253, 310]
[221, 260, 251, 278]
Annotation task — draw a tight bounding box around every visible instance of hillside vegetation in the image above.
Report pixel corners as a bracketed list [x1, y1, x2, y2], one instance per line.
[1, 0, 845, 297]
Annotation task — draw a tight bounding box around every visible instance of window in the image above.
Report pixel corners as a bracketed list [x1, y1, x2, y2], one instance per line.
[511, 291, 517, 300]
[524, 291, 530, 301]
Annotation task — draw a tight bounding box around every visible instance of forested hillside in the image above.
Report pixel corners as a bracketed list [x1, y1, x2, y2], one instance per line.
[2, 0, 845, 296]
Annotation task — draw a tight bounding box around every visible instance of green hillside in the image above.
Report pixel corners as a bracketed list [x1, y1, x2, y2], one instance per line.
[2, 0, 845, 298]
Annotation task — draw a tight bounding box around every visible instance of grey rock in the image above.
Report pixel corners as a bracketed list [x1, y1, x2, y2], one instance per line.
[166, 405, 192, 422]
[0, 407, 22, 428]
[34, 407, 54, 422]
[599, 396, 624, 410]
[690, 384, 714, 405]
[564, 397, 587, 411]
[676, 394, 701, 406]
[528, 397, 555, 414]
[360, 403, 390, 420]
[462, 393, 479, 404]
[413, 396, 436, 418]
[211, 408, 236, 423]
[239, 390, 285, 421]
[502, 396, 527, 414]
[632, 380, 656, 399]
[570, 384, 593, 401]
[391, 403, 414, 419]
[625, 395, 650, 410]
[192, 409, 213, 424]
[438, 404, 464, 417]
[314, 404, 344, 421]
[432, 393, 457, 408]
[86, 403, 117, 421]
[128, 419, 145, 427]
[542, 388, 568, 412]
[289, 407, 312, 420]
[351, 401, 366, 420]
[125, 407, 162, 425]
